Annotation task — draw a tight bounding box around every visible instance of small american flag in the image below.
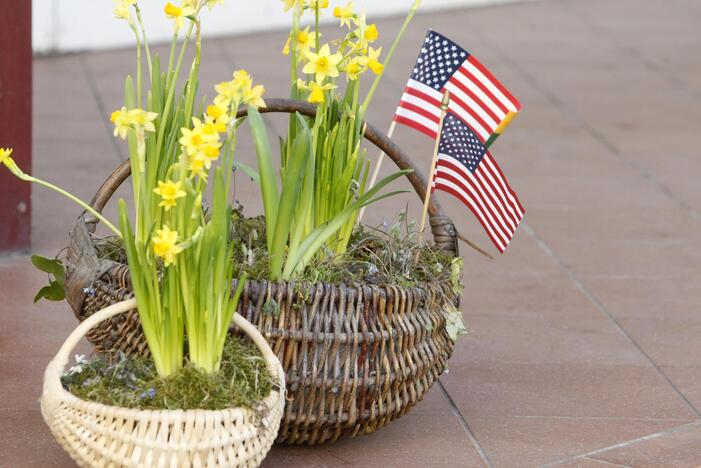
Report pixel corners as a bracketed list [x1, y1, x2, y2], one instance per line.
[434, 112, 524, 253]
[394, 30, 521, 143]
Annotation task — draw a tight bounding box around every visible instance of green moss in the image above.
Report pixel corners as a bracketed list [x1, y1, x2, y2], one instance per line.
[61, 336, 275, 411]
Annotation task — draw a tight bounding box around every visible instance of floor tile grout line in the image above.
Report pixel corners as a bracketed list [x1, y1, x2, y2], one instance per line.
[540, 420, 701, 467]
[462, 8, 701, 223]
[581, 456, 631, 468]
[438, 380, 494, 468]
[522, 221, 701, 420]
[79, 55, 126, 163]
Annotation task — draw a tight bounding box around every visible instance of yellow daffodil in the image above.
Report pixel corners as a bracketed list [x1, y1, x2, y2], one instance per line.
[363, 46, 384, 74]
[205, 115, 228, 134]
[308, 0, 328, 9]
[199, 143, 221, 168]
[111, 107, 157, 139]
[201, 117, 223, 136]
[0, 148, 13, 169]
[153, 180, 186, 211]
[333, 2, 355, 27]
[215, 70, 253, 106]
[297, 79, 336, 104]
[303, 44, 342, 82]
[214, 80, 238, 106]
[0, 148, 27, 179]
[164, 2, 195, 31]
[345, 57, 365, 80]
[180, 118, 219, 157]
[110, 107, 133, 139]
[205, 99, 230, 133]
[188, 154, 208, 179]
[200, 119, 220, 139]
[283, 26, 318, 56]
[206, 100, 230, 132]
[232, 70, 253, 92]
[243, 85, 266, 109]
[128, 109, 158, 133]
[179, 127, 206, 156]
[350, 13, 377, 50]
[152, 225, 183, 266]
[113, 0, 133, 21]
[206, 102, 227, 121]
[0, 147, 26, 181]
[364, 24, 379, 43]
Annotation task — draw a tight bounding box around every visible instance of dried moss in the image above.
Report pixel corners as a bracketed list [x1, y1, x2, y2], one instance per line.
[61, 336, 275, 411]
[230, 210, 456, 288]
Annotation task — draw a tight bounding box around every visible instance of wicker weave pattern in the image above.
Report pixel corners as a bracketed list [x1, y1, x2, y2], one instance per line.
[42, 299, 285, 468]
[77, 266, 453, 445]
[64, 99, 459, 445]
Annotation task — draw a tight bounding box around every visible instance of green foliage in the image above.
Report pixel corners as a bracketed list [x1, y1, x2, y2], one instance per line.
[31, 255, 66, 303]
[444, 303, 468, 341]
[248, 106, 410, 281]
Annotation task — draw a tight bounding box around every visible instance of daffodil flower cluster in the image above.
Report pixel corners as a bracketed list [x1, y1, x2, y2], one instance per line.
[285, 1, 384, 105]
[271, 0, 421, 264]
[174, 70, 265, 181]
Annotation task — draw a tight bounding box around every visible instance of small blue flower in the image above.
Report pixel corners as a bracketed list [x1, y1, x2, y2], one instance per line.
[139, 388, 156, 399]
[82, 287, 96, 296]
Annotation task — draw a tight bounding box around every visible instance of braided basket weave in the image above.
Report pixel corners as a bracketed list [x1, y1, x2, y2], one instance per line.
[42, 298, 286, 467]
[64, 99, 460, 445]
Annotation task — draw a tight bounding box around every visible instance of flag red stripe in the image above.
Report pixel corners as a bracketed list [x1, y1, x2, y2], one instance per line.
[480, 156, 522, 221]
[398, 100, 441, 125]
[474, 164, 520, 228]
[467, 55, 521, 111]
[404, 85, 442, 108]
[447, 91, 493, 142]
[473, 167, 518, 231]
[447, 73, 501, 125]
[454, 67, 509, 116]
[433, 182, 506, 253]
[436, 159, 513, 244]
[484, 154, 525, 216]
[438, 159, 515, 237]
[393, 114, 437, 139]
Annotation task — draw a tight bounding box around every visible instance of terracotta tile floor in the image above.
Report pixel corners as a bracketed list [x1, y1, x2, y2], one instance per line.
[2, 0, 701, 466]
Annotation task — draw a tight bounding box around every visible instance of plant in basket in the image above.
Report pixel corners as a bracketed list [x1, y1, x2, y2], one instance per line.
[3, 0, 292, 465]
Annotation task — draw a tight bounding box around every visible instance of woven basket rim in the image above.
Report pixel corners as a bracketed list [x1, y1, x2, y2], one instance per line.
[43, 299, 286, 421]
[53, 362, 284, 420]
[96, 259, 452, 298]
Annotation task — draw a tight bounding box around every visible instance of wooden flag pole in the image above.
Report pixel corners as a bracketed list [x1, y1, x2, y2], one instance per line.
[357, 120, 397, 224]
[418, 89, 451, 237]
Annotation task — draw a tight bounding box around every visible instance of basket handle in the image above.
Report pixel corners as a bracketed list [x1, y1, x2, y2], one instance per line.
[44, 299, 283, 401]
[83, 99, 456, 238]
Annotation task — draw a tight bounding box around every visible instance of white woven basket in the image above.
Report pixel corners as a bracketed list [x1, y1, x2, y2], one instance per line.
[41, 298, 285, 468]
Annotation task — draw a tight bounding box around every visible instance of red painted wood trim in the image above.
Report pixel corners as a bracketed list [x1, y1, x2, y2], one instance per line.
[0, 2, 32, 251]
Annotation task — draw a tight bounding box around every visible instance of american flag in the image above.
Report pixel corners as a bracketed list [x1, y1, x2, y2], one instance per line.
[434, 113, 524, 253]
[394, 30, 521, 143]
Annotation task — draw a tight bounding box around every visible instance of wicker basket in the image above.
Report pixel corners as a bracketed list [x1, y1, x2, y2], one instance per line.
[41, 298, 286, 467]
[64, 99, 460, 445]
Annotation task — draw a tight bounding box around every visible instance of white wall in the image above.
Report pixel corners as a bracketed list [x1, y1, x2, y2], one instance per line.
[33, 0, 527, 53]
